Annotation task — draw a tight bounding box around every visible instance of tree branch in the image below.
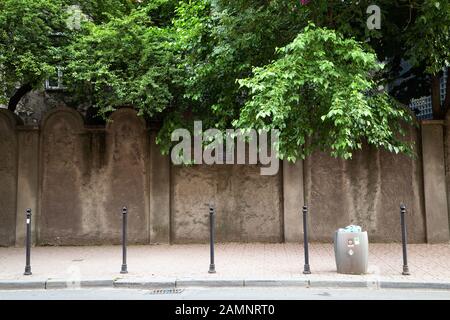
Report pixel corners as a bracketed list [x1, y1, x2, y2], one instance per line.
[7, 83, 33, 113]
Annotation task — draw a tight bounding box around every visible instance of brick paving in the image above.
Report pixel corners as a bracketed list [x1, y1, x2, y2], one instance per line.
[0, 243, 450, 282]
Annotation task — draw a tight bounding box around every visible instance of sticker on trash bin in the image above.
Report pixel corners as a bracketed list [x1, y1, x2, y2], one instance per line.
[347, 239, 354, 247]
[354, 237, 360, 245]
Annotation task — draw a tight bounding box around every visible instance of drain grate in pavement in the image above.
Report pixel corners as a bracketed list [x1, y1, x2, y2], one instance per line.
[147, 288, 184, 295]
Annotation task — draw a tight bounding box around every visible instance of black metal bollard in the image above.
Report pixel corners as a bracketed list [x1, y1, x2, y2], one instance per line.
[400, 204, 410, 275]
[24, 208, 32, 276]
[302, 205, 311, 274]
[120, 206, 128, 274]
[208, 204, 216, 274]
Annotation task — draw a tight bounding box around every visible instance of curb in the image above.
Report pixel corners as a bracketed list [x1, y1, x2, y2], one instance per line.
[176, 279, 244, 288]
[0, 279, 46, 290]
[46, 279, 114, 289]
[244, 280, 309, 287]
[307, 279, 375, 289]
[1, 278, 450, 291]
[113, 278, 176, 289]
[379, 281, 450, 290]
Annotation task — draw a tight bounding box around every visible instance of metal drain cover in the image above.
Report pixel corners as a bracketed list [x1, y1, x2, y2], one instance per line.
[148, 288, 184, 295]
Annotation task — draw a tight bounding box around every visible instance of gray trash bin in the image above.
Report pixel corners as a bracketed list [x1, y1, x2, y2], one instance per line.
[334, 229, 368, 275]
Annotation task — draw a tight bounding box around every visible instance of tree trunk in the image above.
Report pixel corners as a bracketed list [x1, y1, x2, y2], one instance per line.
[431, 74, 442, 119]
[8, 83, 33, 113]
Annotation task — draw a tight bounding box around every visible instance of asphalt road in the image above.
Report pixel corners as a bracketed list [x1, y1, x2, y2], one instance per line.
[1, 287, 450, 300]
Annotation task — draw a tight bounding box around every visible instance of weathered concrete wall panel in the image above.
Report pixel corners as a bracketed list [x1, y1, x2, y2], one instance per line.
[0, 111, 19, 246]
[172, 164, 283, 243]
[39, 108, 149, 245]
[423, 121, 450, 243]
[39, 108, 86, 244]
[149, 131, 171, 244]
[283, 160, 304, 242]
[15, 127, 40, 246]
[305, 128, 425, 243]
[103, 109, 149, 243]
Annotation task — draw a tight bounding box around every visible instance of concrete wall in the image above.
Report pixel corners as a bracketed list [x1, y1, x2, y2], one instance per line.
[39, 108, 86, 244]
[15, 126, 40, 246]
[304, 127, 425, 243]
[422, 121, 450, 243]
[283, 160, 304, 242]
[1, 107, 450, 245]
[171, 164, 283, 243]
[0, 111, 19, 246]
[103, 109, 149, 243]
[39, 107, 149, 245]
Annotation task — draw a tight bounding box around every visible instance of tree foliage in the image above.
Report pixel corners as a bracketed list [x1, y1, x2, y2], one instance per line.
[1, 0, 449, 161]
[65, 3, 179, 118]
[405, 0, 450, 75]
[0, 0, 69, 107]
[0, 0, 144, 109]
[236, 25, 413, 160]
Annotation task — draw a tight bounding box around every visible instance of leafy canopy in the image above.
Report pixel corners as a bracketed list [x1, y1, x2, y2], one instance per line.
[405, 0, 450, 74]
[65, 3, 179, 118]
[3, 0, 449, 161]
[0, 0, 145, 106]
[236, 25, 413, 161]
[0, 0, 69, 104]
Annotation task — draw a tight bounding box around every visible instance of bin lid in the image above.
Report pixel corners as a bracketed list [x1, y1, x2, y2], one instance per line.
[337, 225, 362, 233]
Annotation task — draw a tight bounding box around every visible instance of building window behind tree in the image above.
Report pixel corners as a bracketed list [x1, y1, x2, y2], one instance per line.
[45, 67, 65, 91]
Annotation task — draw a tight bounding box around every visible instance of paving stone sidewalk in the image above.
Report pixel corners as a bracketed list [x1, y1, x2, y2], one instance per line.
[1, 243, 450, 289]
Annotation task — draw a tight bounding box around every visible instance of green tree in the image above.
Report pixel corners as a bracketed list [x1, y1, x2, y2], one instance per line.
[405, 0, 450, 118]
[0, 0, 69, 111]
[235, 25, 413, 161]
[2, 0, 449, 161]
[0, 0, 141, 112]
[65, 3, 179, 119]
[74, 0, 135, 23]
[298, 0, 450, 119]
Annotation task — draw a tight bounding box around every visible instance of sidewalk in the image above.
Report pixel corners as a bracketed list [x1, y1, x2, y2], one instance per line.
[1, 243, 450, 290]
